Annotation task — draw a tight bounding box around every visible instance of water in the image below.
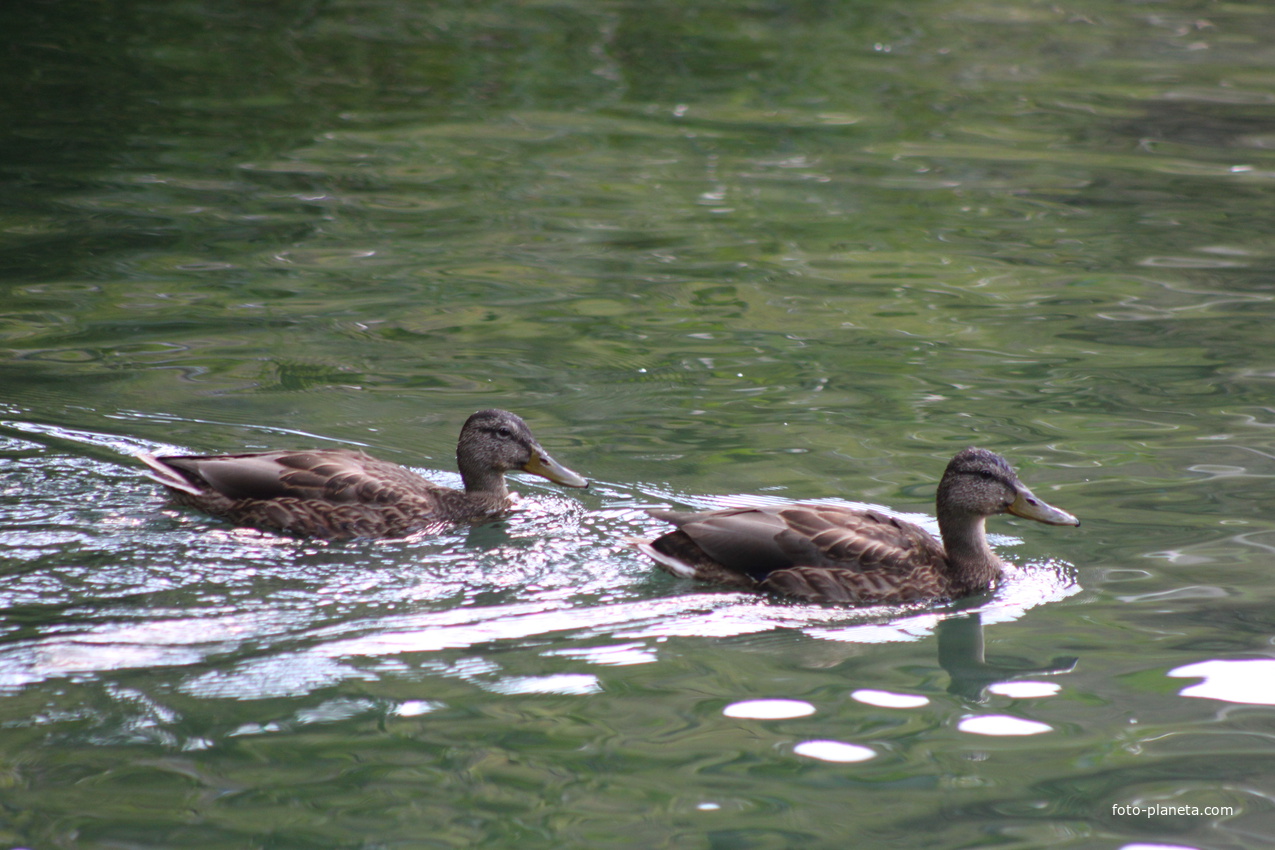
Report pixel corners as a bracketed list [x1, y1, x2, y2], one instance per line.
[3, 0, 1275, 847]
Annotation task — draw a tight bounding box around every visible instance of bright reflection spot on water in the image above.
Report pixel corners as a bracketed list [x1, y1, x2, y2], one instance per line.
[807, 613, 944, 644]
[696, 802, 721, 811]
[1168, 659, 1275, 705]
[295, 698, 377, 725]
[183, 655, 371, 700]
[723, 699, 815, 719]
[0, 640, 206, 691]
[1120, 844, 1202, 850]
[986, 681, 1061, 699]
[395, 700, 443, 717]
[851, 689, 929, 708]
[488, 674, 601, 695]
[228, 722, 281, 738]
[793, 740, 876, 763]
[958, 715, 1053, 736]
[545, 642, 659, 667]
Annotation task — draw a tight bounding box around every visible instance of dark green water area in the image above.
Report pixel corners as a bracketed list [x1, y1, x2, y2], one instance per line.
[3, 1, 1275, 847]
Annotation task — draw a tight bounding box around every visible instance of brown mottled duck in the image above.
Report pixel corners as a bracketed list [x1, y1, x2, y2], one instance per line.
[139, 409, 588, 539]
[637, 447, 1078, 605]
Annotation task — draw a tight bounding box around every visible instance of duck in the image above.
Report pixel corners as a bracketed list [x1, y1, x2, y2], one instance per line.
[138, 408, 588, 539]
[636, 447, 1078, 605]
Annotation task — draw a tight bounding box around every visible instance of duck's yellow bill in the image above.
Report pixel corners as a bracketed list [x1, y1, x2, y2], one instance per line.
[523, 449, 589, 489]
[1008, 487, 1079, 526]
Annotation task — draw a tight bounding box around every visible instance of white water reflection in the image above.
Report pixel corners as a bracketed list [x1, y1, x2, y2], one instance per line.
[488, 673, 602, 695]
[394, 700, 443, 717]
[986, 681, 1061, 698]
[545, 642, 661, 667]
[1169, 659, 1275, 705]
[793, 740, 875, 763]
[851, 689, 929, 708]
[722, 699, 816, 719]
[957, 715, 1053, 736]
[0, 487, 1082, 700]
[0, 418, 1086, 703]
[182, 655, 373, 699]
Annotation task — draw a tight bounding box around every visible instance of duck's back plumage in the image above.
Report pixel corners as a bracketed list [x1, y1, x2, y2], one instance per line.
[140, 449, 505, 538]
[641, 504, 951, 604]
[638, 447, 1079, 605]
[139, 409, 588, 539]
[151, 450, 440, 504]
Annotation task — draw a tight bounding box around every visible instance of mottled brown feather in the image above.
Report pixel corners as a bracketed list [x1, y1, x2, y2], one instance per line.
[139, 409, 587, 539]
[640, 448, 1078, 605]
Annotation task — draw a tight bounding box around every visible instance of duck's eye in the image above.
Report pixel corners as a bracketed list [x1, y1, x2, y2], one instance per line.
[977, 470, 996, 480]
[495, 427, 513, 439]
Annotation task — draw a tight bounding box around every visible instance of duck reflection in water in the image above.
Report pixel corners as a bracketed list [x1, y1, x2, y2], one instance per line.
[938, 610, 1078, 702]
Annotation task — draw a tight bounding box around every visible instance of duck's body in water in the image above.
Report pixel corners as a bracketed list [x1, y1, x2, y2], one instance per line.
[637, 447, 1078, 605]
[139, 409, 588, 539]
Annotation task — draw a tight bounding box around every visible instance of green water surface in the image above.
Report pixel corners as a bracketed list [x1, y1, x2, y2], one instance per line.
[3, 1, 1275, 848]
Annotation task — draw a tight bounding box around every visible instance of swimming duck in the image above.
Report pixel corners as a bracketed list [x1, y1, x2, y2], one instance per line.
[139, 408, 588, 539]
[637, 447, 1078, 605]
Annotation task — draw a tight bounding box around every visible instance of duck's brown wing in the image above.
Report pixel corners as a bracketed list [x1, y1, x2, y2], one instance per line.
[770, 504, 945, 571]
[648, 504, 950, 603]
[148, 450, 439, 505]
[648, 507, 802, 581]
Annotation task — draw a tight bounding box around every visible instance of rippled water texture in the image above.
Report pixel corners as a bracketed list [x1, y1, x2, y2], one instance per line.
[3, 0, 1275, 847]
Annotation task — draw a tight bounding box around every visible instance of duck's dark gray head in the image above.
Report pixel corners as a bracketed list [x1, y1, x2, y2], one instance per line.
[938, 447, 1078, 526]
[457, 409, 588, 492]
